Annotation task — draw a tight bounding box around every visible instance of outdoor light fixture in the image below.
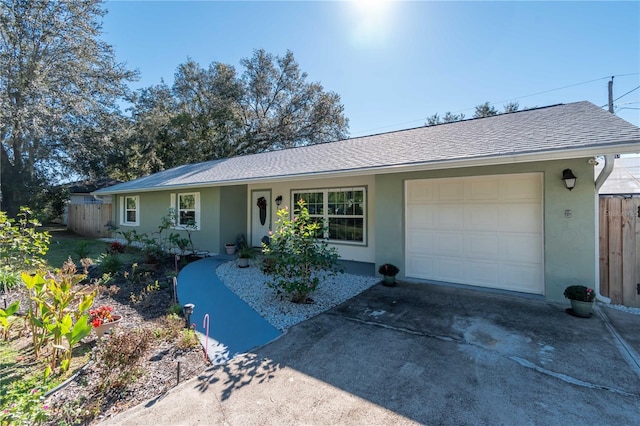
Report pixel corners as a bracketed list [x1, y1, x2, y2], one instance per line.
[183, 303, 194, 328]
[562, 169, 577, 191]
[275, 195, 283, 206]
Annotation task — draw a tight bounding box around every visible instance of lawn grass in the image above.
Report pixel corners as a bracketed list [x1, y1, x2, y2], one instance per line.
[43, 228, 142, 270]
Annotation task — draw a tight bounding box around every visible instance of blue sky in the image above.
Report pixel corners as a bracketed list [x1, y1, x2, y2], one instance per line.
[101, 1, 640, 138]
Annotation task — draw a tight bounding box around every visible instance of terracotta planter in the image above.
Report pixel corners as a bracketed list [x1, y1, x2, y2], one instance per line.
[238, 257, 250, 268]
[225, 245, 236, 255]
[94, 315, 122, 338]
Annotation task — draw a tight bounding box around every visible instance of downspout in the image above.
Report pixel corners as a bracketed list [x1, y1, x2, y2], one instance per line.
[594, 155, 616, 303]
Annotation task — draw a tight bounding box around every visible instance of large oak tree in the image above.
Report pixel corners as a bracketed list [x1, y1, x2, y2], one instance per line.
[0, 0, 136, 215]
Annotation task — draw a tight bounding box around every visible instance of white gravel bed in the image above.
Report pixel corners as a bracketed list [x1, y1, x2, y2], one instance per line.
[599, 302, 640, 316]
[216, 260, 379, 331]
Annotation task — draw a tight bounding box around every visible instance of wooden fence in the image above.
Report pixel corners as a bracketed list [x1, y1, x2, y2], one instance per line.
[599, 196, 640, 307]
[67, 204, 113, 238]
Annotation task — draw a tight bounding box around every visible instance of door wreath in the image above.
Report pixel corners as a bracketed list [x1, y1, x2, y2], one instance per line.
[257, 197, 267, 226]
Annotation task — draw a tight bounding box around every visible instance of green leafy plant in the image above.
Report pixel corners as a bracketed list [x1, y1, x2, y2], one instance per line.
[177, 326, 200, 350]
[98, 253, 124, 275]
[0, 377, 50, 425]
[238, 245, 254, 259]
[74, 241, 91, 259]
[22, 260, 97, 374]
[0, 270, 20, 291]
[0, 300, 21, 340]
[378, 263, 399, 276]
[0, 207, 50, 275]
[563, 285, 596, 302]
[168, 303, 183, 316]
[262, 199, 341, 303]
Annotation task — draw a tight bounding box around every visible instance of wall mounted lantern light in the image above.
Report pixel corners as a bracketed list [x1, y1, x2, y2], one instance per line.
[275, 195, 283, 206]
[562, 169, 577, 191]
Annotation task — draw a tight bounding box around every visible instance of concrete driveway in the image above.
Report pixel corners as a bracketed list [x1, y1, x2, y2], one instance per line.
[105, 281, 640, 425]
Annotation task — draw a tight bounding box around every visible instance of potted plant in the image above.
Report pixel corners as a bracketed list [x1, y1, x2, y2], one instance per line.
[563, 285, 596, 317]
[225, 242, 236, 255]
[90, 305, 122, 338]
[378, 263, 400, 286]
[238, 245, 254, 268]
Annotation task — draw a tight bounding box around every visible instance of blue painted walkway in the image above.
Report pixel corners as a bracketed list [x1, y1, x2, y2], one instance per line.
[176, 257, 282, 365]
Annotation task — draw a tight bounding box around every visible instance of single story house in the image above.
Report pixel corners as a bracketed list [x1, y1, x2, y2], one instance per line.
[93, 101, 640, 302]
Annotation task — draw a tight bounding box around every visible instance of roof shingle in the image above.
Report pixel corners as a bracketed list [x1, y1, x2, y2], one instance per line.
[96, 101, 640, 194]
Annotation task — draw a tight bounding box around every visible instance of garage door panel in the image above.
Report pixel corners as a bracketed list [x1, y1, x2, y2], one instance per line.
[406, 181, 434, 202]
[406, 230, 435, 252]
[437, 181, 465, 201]
[464, 260, 500, 286]
[437, 206, 464, 228]
[500, 234, 543, 263]
[501, 264, 543, 293]
[467, 234, 499, 259]
[436, 232, 464, 255]
[469, 179, 499, 201]
[465, 205, 500, 231]
[406, 173, 543, 295]
[500, 204, 542, 232]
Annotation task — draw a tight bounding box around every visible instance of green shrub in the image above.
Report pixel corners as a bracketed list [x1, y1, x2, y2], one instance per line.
[98, 253, 124, 275]
[262, 199, 341, 303]
[0, 270, 20, 291]
[177, 327, 200, 351]
[168, 303, 183, 316]
[74, 240, 91, 259]
[0, 207, 50, 275]
[0, 376, 50, 425]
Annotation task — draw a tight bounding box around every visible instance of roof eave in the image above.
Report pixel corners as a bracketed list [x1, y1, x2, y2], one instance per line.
[92, 141, 640, 196]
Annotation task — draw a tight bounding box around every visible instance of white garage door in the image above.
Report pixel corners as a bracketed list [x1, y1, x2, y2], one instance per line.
[405, 173, 543, 294]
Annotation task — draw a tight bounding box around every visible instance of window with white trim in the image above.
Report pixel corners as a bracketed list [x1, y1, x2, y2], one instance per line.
[170, 192, 201, 230]
[120, 195, 139, 226]
[292, 187, 366, 244]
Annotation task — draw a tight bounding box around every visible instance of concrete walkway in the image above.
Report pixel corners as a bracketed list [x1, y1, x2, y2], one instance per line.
[106, 277, 640, 425]
[176, 257, 281, 364]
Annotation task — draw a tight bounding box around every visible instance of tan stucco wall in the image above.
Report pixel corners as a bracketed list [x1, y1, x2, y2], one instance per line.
[374, 158, 597, 302]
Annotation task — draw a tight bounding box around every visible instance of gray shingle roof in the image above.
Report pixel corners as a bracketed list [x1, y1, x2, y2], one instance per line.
[96, 101, 640, 194]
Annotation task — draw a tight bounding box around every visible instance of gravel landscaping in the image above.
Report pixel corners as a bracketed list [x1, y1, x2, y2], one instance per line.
[216, 260, 380, 331]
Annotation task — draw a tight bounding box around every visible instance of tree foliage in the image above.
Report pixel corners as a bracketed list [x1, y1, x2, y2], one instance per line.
[0, 0, 136, 215]
[426, 101, 524, 126]
[111, 50, 349, 177]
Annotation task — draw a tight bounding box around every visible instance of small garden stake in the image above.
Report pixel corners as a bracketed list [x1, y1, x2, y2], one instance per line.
[203, 313, 210, 362]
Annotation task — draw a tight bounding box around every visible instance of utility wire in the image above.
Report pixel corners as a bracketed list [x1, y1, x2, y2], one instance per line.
[351, 73, 640, 137]
[613, 85, 640, 103]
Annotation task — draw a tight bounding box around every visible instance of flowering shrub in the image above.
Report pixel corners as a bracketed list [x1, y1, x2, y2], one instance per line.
[262, 199, 341, 303]
[378, 263, 399, 276]
[90, 305, 114, 327]
[563, 285, 596, 302]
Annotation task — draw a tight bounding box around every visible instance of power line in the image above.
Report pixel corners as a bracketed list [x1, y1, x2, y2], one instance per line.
[350, 73, 640, 137]
[613, 85, 640, 103]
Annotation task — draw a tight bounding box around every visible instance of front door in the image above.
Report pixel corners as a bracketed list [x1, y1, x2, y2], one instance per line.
[251, 190, 271, 247]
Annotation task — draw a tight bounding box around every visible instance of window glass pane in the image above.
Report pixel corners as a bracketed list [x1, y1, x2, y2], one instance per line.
[126, 211, 137, 222]
[328, 218, 363, 242]
[294, 191, 323, 215]
[126, 197, 136, 209]
[179, 210, 195, 225]
[179, 194, 195, 210]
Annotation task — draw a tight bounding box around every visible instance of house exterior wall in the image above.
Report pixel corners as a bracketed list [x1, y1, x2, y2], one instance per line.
[248, 175, 376, 263]
[375, 158, 596, 302]
[113, 187, 223, 254]
[219, 185, 248, 252]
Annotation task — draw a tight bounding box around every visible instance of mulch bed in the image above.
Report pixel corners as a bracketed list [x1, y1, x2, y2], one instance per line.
[1, 255, 210, 425]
